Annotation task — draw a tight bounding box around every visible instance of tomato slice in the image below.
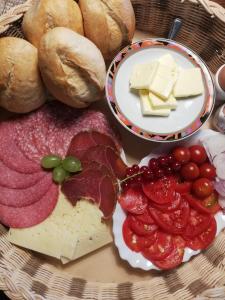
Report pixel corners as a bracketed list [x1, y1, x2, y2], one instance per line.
[142, 176, 177, 204]
[183, 209, 212, 238]
[149, 200, 190, 234]
[151, 236, 185, 270]
[128, 215, 158, 236]
[175, 182, 192, 195]
[142, 231, 174, 260]
[202, 192, 221, 215]
[119, 186, 148, 214]
[135, 209, 155, 224]
[185, 217, 217, 250]
[122, 218, 156, 252]
[184, 194, 211, 214]
[152, 192, 181, 212]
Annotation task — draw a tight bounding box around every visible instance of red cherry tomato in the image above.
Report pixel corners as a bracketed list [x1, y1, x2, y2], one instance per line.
[172, 147, 191, 164]
[175, 182, 192, 194]
[189, 145, 207, 165]
[142, 176, 177, 204]
[128, 215, 158, 236]
[202, 191, 221, 215]
[185, 217, 217, 250]
[151, 236, 185, 270]
[192, 178, 214, 199]
[181, 162, 200, 181]
[199, 163, 216, 180]
[142, 231, 174, 260]
[119, 186, 148, 214]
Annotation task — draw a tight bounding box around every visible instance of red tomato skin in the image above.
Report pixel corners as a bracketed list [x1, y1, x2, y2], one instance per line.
[189, 145, 207, 165]
[152, 192, 181, 212]
[128, 215, 158, 236]
[199, 163, 216, 180]
[173, 147, 191, 164]
[119, 186, 148, 214]
[184, 194, 211, 215]
[135, 209, 155, 224]
[202, 191, 221, 215]
[192, 178, 214, 199]
[181, 162, 200, 181]
[142, 231, 174, 260]
[175, 182, 192, 195]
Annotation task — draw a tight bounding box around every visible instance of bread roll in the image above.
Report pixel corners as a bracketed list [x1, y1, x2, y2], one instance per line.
[0, 37, 46, 113]
[79, 0, 135, 61]
[22, 0, 83, 47]
[38, 27, 106, 108]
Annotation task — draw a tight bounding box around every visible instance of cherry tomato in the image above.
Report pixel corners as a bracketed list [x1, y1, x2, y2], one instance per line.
[128, 215, 158, 236]
[184, 194, 211, 214]
[189, 145, 207, 165]
[142, 176, 177, 204]
[151, 236, 185, 270]
[119, 186, 148, 214]
[181, 162, 200, 181]
[149, 200, 190, 234]
[142, 231, 174, 260]
[199, 163, 216, 180]
[185, 217, 217, 250]
[192, 178, 214, 199]
[202, 191, 221, 215]
[175, 182, 192, 194]
[172, 147, 191, 164]
[122, 218, 156, 252]
[183, 209, 212, 238]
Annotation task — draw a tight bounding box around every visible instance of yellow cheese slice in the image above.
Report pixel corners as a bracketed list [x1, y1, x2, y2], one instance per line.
[159, 54, 177, 71]
[130, 61, 158, 89]
[139, 90, 171, 117]
[173, 68, 204, 98]
[7, 193, 112, 263]
[150, 92, 177, 110]
[149, 63, 177, 100]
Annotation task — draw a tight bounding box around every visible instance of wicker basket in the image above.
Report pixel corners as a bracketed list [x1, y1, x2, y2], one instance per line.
[1, 1, 225, 300]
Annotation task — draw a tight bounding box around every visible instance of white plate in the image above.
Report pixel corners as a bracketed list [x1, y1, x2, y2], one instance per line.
[106, 38, 215, 142]
[113, 129, 225, 271]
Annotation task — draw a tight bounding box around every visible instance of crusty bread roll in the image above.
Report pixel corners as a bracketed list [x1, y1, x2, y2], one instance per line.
[38, 27, 106, 108]
[79, 0, 135, 61]
[0, 37, 46, 113]
[22, 0, 84, 47]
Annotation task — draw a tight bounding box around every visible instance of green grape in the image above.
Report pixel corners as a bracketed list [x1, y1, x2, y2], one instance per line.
[41, 155, 61, 169]
[62, 156, 82, 173]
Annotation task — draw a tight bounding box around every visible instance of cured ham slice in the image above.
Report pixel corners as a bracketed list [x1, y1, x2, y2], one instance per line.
[82, 145, 127, 179]
[0, 122, 41, 173]
[67, 131, 118, 159]
[0, 160, 45, 189]
[0, 174, 53, 207]
[62, 162, 117, 219]
[0, 184, 58, 228]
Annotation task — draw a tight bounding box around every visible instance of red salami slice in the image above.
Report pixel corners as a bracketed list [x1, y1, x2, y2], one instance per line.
[82, 145, 126, 179]
[0, 122, 41, 173]
[0, 160, 45, 189]
[62, 162, 117, 219]
[67, 131, 118, 159]
[0, 174, 53, 207]
[0, 184, 58, 228]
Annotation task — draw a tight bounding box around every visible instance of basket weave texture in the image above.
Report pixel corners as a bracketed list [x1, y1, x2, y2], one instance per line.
[1, 1, 225, 300]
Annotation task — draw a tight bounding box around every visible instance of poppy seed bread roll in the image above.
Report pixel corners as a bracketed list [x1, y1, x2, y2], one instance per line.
[38, 27, 106, 108]
[0, 37, 46, 113]
[22, 0, 84, 48]
[79, 0, 135, 61]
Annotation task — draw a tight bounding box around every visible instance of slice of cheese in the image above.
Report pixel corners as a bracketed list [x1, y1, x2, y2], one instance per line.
[139, 90, 171, 117]
[173, 68, 204, 97]
[7, 193, 112, 263]
[159, 54, 177, 71]
[130, 61, 158, 89]
[150, 92, 177, 110]
[149, 62, 178, 100]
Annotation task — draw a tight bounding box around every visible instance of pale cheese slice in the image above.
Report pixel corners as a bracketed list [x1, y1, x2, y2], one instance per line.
[149, 63, 177, 100]
[173, 68, 204, 98]
[139, 90, 171, 117]
[159, 54, 177, 71]
[130, 61, 158, 89]
[7, 194, 112, 263]
[150, 92, 177, 110]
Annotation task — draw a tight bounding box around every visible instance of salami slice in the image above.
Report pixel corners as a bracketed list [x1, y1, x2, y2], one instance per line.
[0, 160, 45, 189]
[0, 184, 58, 228]
[0, 122, 41, 173]
[82, 145, 127, 179]
[0, 174, 53, 207]
[62, 162, 117, 219]
[67, 131, 118, 159]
